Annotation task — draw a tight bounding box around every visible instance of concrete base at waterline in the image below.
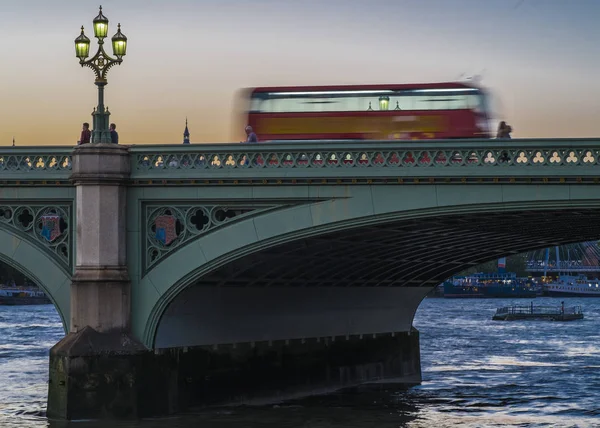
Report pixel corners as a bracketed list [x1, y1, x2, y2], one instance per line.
[47, 326, 154, 420]
[47, 328, 421, 419]
[156, 330, 421, 413]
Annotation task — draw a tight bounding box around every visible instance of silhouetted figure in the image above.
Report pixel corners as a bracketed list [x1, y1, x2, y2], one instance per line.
[79, 123, 91, 145]
[244, 125, 258, 143]
[496, 121, 512, 139]
[110, 123, 119, 144]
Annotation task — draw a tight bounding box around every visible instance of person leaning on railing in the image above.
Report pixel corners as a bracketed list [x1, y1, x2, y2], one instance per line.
[241, 125, 258, 143]
[496, 121, 513, 139]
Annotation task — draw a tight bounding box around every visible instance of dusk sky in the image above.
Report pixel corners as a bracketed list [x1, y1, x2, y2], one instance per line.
[0, 0, 599, 146]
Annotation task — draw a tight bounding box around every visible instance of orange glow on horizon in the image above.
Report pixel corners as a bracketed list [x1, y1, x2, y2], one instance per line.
[0, 1, 599, 146]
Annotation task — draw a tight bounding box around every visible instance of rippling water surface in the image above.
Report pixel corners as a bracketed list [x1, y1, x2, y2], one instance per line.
[1, 297, 599, 427]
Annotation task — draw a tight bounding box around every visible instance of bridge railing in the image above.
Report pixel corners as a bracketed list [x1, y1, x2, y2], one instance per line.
[129, 138, 600, 181]
[0, 147, 73, 181]
[3, 139, 600, 182]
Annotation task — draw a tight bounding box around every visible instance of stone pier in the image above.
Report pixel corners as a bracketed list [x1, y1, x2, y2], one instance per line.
[47, 144, 152, 420]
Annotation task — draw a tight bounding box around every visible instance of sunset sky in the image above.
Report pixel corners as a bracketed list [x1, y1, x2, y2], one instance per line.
[0, 0, 599, 146]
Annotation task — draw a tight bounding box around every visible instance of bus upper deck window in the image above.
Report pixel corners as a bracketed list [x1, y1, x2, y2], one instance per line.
[250, 97, 264, 112]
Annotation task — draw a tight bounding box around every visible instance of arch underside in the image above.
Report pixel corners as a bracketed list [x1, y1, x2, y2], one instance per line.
[195, 208, 600, 288]
[0, 251, 68, 332]
[155, 207, 600, 348]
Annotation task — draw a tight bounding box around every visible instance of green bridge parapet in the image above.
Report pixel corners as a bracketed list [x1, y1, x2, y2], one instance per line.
[3, 139, 600, 183]
[129, 138, 600, 182]
[0, 147, 73, 182]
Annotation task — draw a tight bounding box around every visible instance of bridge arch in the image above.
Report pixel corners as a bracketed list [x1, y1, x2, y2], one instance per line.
[0, 228, 70, 331]
[137, 184, 600, 347]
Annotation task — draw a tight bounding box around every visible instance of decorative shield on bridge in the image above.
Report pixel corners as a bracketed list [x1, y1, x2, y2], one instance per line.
[155, 215, 177, 245]
[40, 215, 61, 242]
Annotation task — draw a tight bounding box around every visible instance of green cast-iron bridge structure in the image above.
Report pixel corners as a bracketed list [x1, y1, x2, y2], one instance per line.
[2, 138, 600, 418]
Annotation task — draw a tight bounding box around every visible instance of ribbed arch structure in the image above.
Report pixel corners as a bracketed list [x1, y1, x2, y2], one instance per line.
[143, 195, 600, 347]
[0, 228, 70, 331]
[177, 206, 600, 289]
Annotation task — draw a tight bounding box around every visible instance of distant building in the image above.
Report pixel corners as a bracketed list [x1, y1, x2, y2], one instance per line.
[183, 118, 190, 144]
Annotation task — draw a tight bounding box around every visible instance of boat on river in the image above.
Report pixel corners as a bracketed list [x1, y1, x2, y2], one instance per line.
[442, 258, 540, 299]
[543, 274, 600, 297]
[443, 272, 539, 298]
[0, 286, 50, 305]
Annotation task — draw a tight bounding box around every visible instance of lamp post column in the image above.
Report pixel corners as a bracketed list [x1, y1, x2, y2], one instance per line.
[72, 5, 127, 145]
[92, 82, 111, 144]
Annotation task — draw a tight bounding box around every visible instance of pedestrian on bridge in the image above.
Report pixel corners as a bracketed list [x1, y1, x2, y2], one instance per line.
[243, 125, 258, 143]
[78, 122, 91, 145]
[496, 121, 512, 139]
[110, 123, 119, 144]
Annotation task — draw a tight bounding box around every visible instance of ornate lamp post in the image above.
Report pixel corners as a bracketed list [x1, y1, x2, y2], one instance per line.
[74, 6, 127, 144]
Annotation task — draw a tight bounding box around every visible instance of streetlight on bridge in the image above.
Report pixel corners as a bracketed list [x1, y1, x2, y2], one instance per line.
[74, 6, 127, 144]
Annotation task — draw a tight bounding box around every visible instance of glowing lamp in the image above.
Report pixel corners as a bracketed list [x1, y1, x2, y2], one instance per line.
[379, 96, 390, 111]
[93, 6, 109, 38]
[75, 6, 128, 144]
[74, 27, 91, 59]
[111, 24, 127, 57]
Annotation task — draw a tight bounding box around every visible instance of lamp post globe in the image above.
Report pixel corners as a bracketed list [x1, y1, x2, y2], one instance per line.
[74, 27, 90, 59]
[111, 24, 127, 58]
[74, 6, 127, 144]
[92, 6, 109, 39]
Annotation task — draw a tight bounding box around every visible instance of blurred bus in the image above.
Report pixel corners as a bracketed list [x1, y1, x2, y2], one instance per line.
[244, 82, 492, 141]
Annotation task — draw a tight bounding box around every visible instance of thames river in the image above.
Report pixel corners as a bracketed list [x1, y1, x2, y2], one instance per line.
[1, 297, 598, 428]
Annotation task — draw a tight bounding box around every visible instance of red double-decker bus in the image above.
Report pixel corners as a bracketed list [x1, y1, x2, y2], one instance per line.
[244, 82, 492, 141]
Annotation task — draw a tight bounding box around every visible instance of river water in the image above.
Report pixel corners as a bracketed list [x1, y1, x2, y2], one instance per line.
[1, 297, 599, 428]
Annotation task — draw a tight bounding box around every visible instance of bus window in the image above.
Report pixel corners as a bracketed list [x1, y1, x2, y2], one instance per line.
[445, 95, 470, 109]
[249, 97, 263, 112]
[339, 96, 362, 111]
[412, 95, 433, 110]
[391, 96, 413, 110]
[249, 89, 484, 113]
[301, 98, 345, 112]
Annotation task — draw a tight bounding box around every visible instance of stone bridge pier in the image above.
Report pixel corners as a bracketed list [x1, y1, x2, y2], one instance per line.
[46, 144, 426, 420]
[47, 144, 151, 420]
